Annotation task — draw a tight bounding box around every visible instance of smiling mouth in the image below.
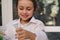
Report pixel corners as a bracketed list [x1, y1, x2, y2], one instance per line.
[22, 15, 29, 18]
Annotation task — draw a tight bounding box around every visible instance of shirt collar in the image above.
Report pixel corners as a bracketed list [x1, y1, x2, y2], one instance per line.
[29, 17, 37, 23]
[13, 16, 37, 25]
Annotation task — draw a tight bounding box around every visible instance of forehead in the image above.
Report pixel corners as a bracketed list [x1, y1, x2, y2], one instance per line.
[18, 0, 31, 1]
[18, 0, 33, 6]
[18, 0, 32, 3]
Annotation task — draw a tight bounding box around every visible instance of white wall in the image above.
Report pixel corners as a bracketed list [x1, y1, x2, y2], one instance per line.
[2, 0, 13, 26]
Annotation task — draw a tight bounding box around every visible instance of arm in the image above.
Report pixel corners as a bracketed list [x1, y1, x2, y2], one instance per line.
[35, 22, 49, 40]
[3, 23, 14, 40]
[35, 30, 48, 40]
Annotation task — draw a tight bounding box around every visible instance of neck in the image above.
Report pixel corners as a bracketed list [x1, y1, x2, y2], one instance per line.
[20, 18, 32, 25]
[20, 20, 29, 25]
[20, 17, 32, 25]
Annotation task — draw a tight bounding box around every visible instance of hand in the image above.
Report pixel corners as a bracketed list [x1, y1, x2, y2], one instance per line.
[15, 28, 36, 40]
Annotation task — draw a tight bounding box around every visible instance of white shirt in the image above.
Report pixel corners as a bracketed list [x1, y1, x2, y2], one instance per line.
[3, 17, 48, 40]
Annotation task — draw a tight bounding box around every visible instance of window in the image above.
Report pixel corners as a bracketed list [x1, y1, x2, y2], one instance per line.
[13, 0, 18, 20]
[0, 0, 2, 26]
[46, 32, 60, 40]
[35, 0, 60, 26]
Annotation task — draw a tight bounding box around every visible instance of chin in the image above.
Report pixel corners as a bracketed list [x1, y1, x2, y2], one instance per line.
[21, 16, 32, 21]
[22, 18, 28, 20]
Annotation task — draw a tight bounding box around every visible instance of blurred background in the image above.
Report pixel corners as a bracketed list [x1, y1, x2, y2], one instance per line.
[34, 0, 60, 26]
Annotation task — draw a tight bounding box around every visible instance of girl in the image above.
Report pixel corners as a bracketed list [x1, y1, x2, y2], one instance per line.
[4, 0, 48, 40]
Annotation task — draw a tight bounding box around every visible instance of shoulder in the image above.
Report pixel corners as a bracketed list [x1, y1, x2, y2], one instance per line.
[34, 19, 44, 26]
[36, 30, 48, 40]
[30, 17, 44, 26]
[34, 19, 45, 31]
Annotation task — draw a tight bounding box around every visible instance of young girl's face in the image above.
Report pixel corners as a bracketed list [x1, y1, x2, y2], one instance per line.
[18, 0, 34, 21]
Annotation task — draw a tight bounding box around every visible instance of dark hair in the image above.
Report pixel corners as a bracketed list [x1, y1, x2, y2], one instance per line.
[16, 0, 37, 11]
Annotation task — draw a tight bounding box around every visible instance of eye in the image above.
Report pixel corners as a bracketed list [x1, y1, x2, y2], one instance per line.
[27, 7, 32, 11]
[18, 6, 24, 10]
[27, 8, 31, 11]
[19, 7, 23, 10]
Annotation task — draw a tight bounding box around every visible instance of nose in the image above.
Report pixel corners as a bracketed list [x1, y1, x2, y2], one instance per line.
[23, 9, 27, 14]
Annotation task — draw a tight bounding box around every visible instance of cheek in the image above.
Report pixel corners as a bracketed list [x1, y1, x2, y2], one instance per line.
[28, 11, 34, 16]
[18, 11, 20, 16]
[18, 9, 21, 16]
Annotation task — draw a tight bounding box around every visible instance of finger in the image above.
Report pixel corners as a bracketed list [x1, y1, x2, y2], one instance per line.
[15, 33, 26, 39]
[18, 38, 25, 40]
[16, 30, 24, 35]
[18, 36, 25, 40]
[0, 32, 5, 35]
[16, 28, 23, 32]
[15, 34, 18, 39]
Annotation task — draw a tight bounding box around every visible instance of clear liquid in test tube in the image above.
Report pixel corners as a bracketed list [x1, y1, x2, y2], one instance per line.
[14, 23, 19, 40]
[14, 23, 30, 40]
